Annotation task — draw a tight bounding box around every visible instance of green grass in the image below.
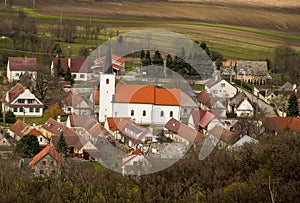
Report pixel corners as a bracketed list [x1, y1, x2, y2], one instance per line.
[193, 84, 204, 91]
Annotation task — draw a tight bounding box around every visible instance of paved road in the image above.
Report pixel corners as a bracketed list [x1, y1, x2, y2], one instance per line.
[237, 87, 277, 117]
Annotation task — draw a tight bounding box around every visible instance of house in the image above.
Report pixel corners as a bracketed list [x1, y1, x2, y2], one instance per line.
[51, 58, 90, 82]
[121, 149, 151, 176]
[7, 57, 39, 82]
[104, 117, 131, 140]
[253, 87, 276, 104]
[40, 118, 87, 156]
[196, 90, 227, 118]
[90, 89, 100, 115]
[8, 120, 31, 141]
[118, 119, 157, 150]
[61, 91, 91, 115]
[28, 145, 65, 177]
[1, 83, 43, 117]
[188, 109, 221, 132]
[0, 127, 14, 158]
[27, 128, 49, 147]
[164, 118, 204, 145]
[205, 71, 237, 98]
[91, 54, 126, 76]
[278, 82, 297, 96]
[207, 125, 237, 149]
[228, 91, 254, 117]
[235, 60, 269, 85]
[231, 135, 258, 150]
[262, 117, 300, 134]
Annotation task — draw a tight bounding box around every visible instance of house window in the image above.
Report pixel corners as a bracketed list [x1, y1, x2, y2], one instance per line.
[106, 78, 109, 84]
[221, 83, 225, 88]
[29, 108, 34, 113]
[19, 107, 23, 112]
[67, 107, 72, 111]
[80, 74, 85, 78]
[160, 111, 164, 117]
[35, 108, 40, 113]
[170, 111, 173, 117]
[13, 108, 17, 112]
[131, 110, 134, 116]
[73, 74, 76, 78]
[27, 99, 35, 104]
[42, 161, 46, 165]
[40, 137, 42, 142]
[17, 99, 25, 103]
[143, 110, 146, 116]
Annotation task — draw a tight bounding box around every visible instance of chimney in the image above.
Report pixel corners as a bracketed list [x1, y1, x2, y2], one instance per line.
[57, 115, 61, 123]
[68, 58, 71, 69]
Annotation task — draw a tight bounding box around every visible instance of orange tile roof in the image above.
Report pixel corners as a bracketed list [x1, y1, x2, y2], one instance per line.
[92, 90, 100, 105]
[115, 84, 181, 106]
[29, 145, 65, 166]
[107, 117, 131, 132]
[9, 120, 30, 136]
[262, 117, 300, 133]
[191, 110, 216, 128]
[1, 83, 26, 105]
[27, 128, 42, 137]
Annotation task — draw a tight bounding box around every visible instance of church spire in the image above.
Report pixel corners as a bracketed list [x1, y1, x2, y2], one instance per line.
[104, 41, 113, 74]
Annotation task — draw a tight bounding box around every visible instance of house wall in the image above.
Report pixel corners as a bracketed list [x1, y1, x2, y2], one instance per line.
[7, 69, 37, 82]
[37, 135, 49, 146]
[207, 80, 237, 98]
[152, 105, 180, 125]
[9, 89, 43, 117]
[32, 154, 62, 177]
[72, 73, 88, 82]
[236, 100, 254, 117]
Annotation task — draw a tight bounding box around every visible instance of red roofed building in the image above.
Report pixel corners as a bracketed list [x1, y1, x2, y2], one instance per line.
[1, 83, 43, 117]
[7, 57, 39, 82]
[61, 91, 91, 115]
[91, 54, 126, 76]
[51, 58, 89, 81]
[165, 118, 204, 145]
[8, 119, 31, 141]
[262, 117, 300, 134]
[188, 109, 221, 132]
[28, 145, 65, 177]
[27, 128, 49, 147]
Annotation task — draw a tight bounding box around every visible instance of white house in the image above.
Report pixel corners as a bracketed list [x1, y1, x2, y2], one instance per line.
[51, 58, 90, 82]
[121, 149, 152, 175]
[205, 71, 237, 98]
[7, 57, 39, 82]
[62, 91, 91, 115]
[1, 83, 43, 117]
[228, 91, 254, 117]
[8, 120, 31, 141]
[188, 109, 222, 132]
[27, 128, 49, 147]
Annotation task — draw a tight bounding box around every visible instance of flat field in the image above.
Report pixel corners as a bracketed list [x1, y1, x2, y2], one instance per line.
[6, 0, 300, 59]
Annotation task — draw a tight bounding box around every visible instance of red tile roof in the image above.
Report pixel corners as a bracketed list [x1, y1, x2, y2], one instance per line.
[9, 120, 30, 136]
[27, 128, 42, 137]
[262, 117, 300, 133]
[196, 90, 217, 108]
[8, 57, 39, 71]
[1, 83, 25, 104]
[52, 58, 88, 73]
[92, 90, 100, 105]
[165, 118, 204, 144]
[115, 85, 181, 106]
[107, 117, 131, 132]
[28, 145, 65, 166]
[62, 91, 85, 107]
[191, 110, 217, 128]
[208, 125, 234, 145]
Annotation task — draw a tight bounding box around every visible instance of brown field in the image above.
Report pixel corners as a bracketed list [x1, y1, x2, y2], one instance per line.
[12, 0, 300, 58]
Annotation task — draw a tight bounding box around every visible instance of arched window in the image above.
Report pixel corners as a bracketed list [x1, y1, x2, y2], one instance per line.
[170, 111, 173, 117]
[143, 110, 146, 116]
[131, 110, 134, 116]
[106, 78, 109, 84]
[160, 111, 164, 117]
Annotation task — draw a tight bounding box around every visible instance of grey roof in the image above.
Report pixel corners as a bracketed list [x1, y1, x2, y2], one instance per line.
[232, 135, 258, 149]
[278, 82, 294, 91]
[205, 71, 222, 88]
[236, 61, 268, 76]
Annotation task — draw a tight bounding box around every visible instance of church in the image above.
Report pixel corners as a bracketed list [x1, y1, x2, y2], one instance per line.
[95, 44, 196, 125]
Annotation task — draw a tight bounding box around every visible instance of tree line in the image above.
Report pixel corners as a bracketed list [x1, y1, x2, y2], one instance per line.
[0, 132, 299, 202]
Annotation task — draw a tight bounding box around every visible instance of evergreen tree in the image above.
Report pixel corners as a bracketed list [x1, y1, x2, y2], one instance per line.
[64, 67, 74, 85]
[57, 132, 67, 156]
[200, 41, 210, 57]
[143, 50, 152, 66]
[166, 54, 173, 69]
[56, 57, 64, 77]
[0, 105, 3, 122]
[152, 50, 164, 66]
[15, 135, 41, 157]
[287, 94, 299, 117]
[140, 50, 145, 60]
[5, 110, 16, 124]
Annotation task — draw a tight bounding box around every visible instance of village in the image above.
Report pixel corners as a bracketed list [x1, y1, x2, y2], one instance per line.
[0, 41, 299, 177]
